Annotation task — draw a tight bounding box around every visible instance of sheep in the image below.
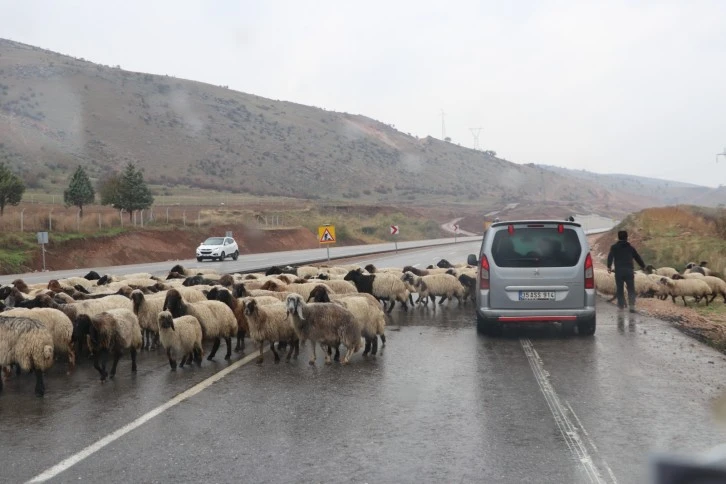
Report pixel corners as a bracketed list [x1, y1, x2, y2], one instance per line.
[654, 266, 679, 278]
[0, 315, 55, 397]
[316, 279, 358, 294]
[402, 272, 465, 307]
[647, 274, 671, 300]
[84, 271, 101, 280]
[286, 294, 361, 365]
[157, 311, 203, 370]
[698, 261, 714, 277]
[307, 286, 386, 357]
[674, 275, 726, 304]
[259, 280, 324, 303]
[243, 299, 299, 364]
[182, 274, 219, 287]
[295, 266, 321, 279]
[130, 290, 167, 350]
[208, 287, 250, 353]
[75, 308, 141, 381]
[3, 308, 75, 373]
[264, 265, 297, 276]
[594, 269, 616, 300]
[684, 263, 707, 276]
[30, 294, 133, 322]
[57, 276, 95, 290]
[658, 277, 712, 307]
[458, 274, 477, 302]
[364, 264, 402, 274]
[162, 289, 236, 360]
[344, 269, 410, 313]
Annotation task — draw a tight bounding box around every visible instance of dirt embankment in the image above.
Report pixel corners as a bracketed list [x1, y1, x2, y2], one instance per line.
[27, 225, 320, 272]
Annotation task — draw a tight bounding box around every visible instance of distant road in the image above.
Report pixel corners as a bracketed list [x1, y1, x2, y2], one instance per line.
[0, 235, 482, 285]
[440, 217, 478, 236]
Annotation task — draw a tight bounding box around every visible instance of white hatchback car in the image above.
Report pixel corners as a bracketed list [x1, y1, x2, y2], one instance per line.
[196, 236, 239, 262]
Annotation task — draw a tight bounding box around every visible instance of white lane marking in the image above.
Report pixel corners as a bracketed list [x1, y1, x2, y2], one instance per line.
[566, 401, 619, 484]
[520, 338, 611, 484]
[26, 351, 263, 483]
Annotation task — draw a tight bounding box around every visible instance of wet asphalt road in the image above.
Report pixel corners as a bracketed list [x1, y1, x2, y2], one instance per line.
[2, 241, 726, 483]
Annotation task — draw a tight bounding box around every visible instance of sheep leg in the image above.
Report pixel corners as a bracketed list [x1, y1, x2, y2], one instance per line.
[409, 293, 415, 306]
[0, 366, 3, 393]
[180, 354, 187, 368]
[371, 336, 378, 355]
[342, 346, 354, 365]
[130, 348, 138, 372]
[14, 364, 21, 376]
[309, 341, 317, 365]
[193, 345, 203, 366]
[34, 369, 45, 398]
[167, 348, 177, 370]
[208, 338, 221, 360]
[67, 343, 76, 374]
[235, 329, 244, 353]
[93, 351, 108, 382]
[109, 350, 122, 379]
[438, 296, 447, 305]
[681, 296, 688, 307]
[324, 344, 332, 365]
[285, 341, 296, 362]
[293, 340, 300, 359]
[256, 341, 264, 365]
[270, 341, 281, 363]
[400, 297, 408, 312]
[380, 333, 386, 347]
[386, 300, 395, 314]
[363, 338, 371, 356]
[224, 336, 233, 360]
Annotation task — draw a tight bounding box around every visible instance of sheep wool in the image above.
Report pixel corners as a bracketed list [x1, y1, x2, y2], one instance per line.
[0, 315, 54, 396]
[4, 307, 75, 373]
[242, 298, 299, 364]
[157, 311, 203, 370]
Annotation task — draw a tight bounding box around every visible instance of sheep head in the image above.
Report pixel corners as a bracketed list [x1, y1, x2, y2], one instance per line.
[12, 279, 29, 294]
[84, 270, 101, 280]
[260, 280, 282, 291]
[157, 311, 175, 331]
[364, 264, 377, 273]
[286, 294, 305, 320]
[215, 289, 234, 309]
[163, 289, 186, 317]
[130, 290, 145, 313]
[219, 274, 234, 288]
[243, 299, 257, 316]
[307, 285, 331, 303]
[264, 266, 283, 276]
[437, 259, 453, 269]
[343, 269, 362, 281]
[206, 287, 221, 300]
[169, 264, 186, 276]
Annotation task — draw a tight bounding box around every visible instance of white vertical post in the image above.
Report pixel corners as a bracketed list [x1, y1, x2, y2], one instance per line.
[98, 212, 102, 228]
[41, 243, 46, 271]
[166, 207, 169, 224]
[49, 210, 52, 231]
[77, 209, 80, 231]
[326, 246, 330, 262]
[140, 209, 144, 227]
[183, 211, 186, 227]
[20, 208, 25, 232]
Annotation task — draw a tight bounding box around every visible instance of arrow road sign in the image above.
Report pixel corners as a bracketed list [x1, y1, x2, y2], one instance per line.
[453, 224, 459, 232]
[390, 225, 399, 235]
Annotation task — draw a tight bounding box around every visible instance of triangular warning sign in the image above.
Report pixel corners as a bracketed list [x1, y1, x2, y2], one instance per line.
[320, 228, 335, 242]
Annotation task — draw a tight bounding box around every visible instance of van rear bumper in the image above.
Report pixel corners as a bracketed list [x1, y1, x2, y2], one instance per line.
[476, 307, 596, 324]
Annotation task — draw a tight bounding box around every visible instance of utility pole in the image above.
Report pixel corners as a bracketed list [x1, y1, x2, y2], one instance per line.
[717, 147, 726, 163]
[440, 109, 446, 140]
[470, 127, 482, 150]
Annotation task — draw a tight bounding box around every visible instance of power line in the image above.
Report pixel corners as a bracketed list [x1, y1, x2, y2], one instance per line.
[469, 127, 482, 150]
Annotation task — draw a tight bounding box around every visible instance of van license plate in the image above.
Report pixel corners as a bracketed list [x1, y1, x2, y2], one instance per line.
[519, 291, 556, 301]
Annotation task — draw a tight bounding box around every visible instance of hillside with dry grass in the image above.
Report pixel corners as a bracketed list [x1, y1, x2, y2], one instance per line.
[0, 38, 711, 217]
[593, 206, 726, 275]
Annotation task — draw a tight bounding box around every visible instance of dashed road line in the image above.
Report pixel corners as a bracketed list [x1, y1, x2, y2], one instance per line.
[26, 350, 263, 483]
[520, 338, 614, 484]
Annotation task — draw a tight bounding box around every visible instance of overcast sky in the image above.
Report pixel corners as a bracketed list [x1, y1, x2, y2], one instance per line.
[3, 0, 726, 187]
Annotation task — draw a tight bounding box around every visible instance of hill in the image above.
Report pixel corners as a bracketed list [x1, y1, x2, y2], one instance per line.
[592, 206, 726, 275]
[538, 165, 726, 207]
[0, 38, 711, 217]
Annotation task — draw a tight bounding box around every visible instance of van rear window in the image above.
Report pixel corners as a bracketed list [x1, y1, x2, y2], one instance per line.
[491, 227, 582, 267]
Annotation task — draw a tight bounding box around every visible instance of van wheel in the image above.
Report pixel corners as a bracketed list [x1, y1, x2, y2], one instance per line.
[197, 257, 203, 262]
[219, 252, 225, 261]
[476, 314, 502, 337]
[232, 251, 239, 261]
[577, 316, 596, 336]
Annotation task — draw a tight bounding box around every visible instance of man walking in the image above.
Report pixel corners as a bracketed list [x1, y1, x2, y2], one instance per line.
[607, 230, 646, 313]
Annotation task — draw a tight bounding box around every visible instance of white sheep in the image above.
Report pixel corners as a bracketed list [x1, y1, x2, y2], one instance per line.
[344, 269, 410, 313]
[658, 277, 712, 307]
[243, 298, 299, 364]
[162, 289, 237, 361]
[130, 290, 166, 350]
[157, 311, 203, 370]
[286, 294, 361, 365]
[402, 272, 465, 307]
[4, 307, 75, 373]
[0, 315, 55, 397]
[74, 308, 142, 382]
[687, 275, 726, 304]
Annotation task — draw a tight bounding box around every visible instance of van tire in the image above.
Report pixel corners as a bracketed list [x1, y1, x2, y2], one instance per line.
[476, 314, 502, 337]
[577, 316, 596, 336]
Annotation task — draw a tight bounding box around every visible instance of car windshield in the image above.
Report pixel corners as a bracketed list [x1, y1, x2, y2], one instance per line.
[203, 237, 224, 245]
[491, 227, 581, 268]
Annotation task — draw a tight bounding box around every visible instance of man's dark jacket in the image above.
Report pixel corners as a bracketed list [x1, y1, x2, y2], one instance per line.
[607, 240, 645, 272]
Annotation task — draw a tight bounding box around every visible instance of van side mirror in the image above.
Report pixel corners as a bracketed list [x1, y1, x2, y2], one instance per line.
[467, 254, 478, 266]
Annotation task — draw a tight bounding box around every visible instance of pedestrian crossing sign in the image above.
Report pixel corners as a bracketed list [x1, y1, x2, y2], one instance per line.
[318, 225, 336, 244]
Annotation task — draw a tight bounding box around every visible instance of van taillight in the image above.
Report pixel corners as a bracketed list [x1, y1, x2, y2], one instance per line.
[480, 254, 490, 289]
[584, 252, 594, 289]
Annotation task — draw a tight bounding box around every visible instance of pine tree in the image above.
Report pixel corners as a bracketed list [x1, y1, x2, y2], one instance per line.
[0, 162, 25, 216]
[63, 165, 95, 217]
[99, 163, 154, 219]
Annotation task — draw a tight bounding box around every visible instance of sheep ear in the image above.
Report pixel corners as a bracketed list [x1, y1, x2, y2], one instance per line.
[170, 320, 175, 331]
[295, 299, 305, 320]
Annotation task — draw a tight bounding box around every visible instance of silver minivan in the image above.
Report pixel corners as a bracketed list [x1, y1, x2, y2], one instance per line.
[467, 220, 596, 336]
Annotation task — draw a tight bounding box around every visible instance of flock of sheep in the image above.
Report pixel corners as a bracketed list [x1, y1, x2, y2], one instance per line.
[0, 258, 476, 397]
[594, 261, 726, 307]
